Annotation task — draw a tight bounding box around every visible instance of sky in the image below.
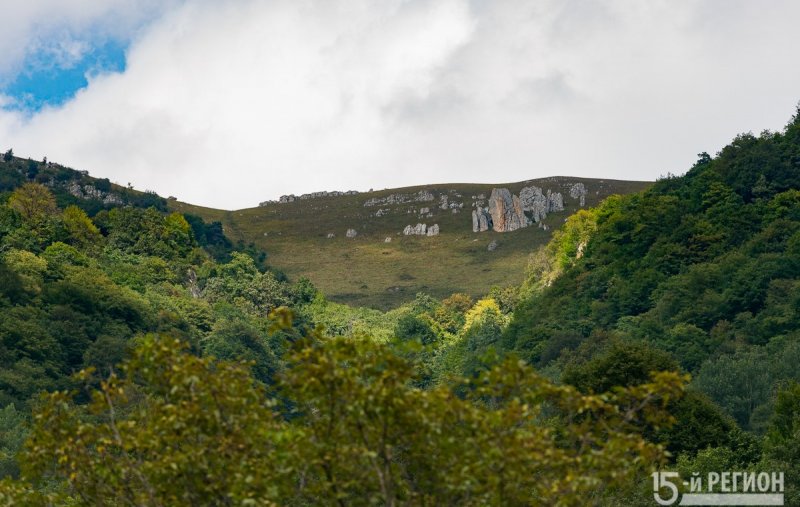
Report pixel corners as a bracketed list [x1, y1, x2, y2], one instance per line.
[1, 0, 799, 210]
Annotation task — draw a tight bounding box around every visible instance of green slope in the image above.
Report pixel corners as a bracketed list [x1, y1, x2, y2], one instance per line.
[503, 108, 800, 431]
[171, 177, 651, 309]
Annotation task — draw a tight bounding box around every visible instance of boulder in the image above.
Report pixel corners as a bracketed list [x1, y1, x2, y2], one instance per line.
[346, 229, 357, 238]
[426, 224, 439, 236]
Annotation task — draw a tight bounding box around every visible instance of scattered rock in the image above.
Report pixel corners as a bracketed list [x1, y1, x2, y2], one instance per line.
[426, 224, 440, 236]
[346, 229, 357, 238]
[384, 237, 392, 243]
[327, 233, 335, 239]
[487, 240, 498, 251]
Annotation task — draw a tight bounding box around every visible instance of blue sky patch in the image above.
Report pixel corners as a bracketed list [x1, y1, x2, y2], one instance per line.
[2, 38, 127, 112]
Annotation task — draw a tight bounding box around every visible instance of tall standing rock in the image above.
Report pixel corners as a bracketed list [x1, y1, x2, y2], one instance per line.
[489, 188, 529, 232]
[547, 190, 564, 212]
[472, 207, 493, 232]
[519, 186, 549, 222]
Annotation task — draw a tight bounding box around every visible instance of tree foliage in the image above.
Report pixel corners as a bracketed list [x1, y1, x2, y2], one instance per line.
[2, 330, 686, 506]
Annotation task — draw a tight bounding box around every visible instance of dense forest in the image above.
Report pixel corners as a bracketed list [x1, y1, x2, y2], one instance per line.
[0, 107, 799, 505]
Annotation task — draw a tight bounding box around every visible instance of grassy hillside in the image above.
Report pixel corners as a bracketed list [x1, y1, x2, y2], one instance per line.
[172, 177, 650, 309]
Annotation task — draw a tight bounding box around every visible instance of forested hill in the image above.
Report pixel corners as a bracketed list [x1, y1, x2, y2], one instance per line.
[2, 110, 800, 504]
[505, 107, 800, 430]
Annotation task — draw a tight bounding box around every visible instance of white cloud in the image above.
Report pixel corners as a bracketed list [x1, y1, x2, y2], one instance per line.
[1, 0, 800, 209]
[0, 0, 177, 76]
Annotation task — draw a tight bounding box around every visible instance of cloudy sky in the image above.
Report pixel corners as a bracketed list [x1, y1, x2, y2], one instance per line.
[1, 0, 798, 209]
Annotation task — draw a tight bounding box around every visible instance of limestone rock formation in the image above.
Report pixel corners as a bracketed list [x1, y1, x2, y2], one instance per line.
[488, 188, 529, 232]
[66, 181, 122, 205]
[569, 183, 587, 206]
[472, 208, 492, 232]
[269, 189, 359, 205]
[547, 190, 564, 212]
[346, 229, 358, 238]
[519, 186, 549, 222]
[518, 185, 563, 222]
[416, 190, 435, 202]
[403, 223, 438, 236]
[364, 189, 434, 207]
[403, 223, 426, 236]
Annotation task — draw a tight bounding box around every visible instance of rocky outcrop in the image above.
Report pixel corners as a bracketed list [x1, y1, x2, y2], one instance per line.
[519, 186, 563, 222]
[103, 194, 124, 205]
[346, 229, 358, 238]
[403, 223, 439, 236]
[66, 181, 123, 205]
[417, 190, 435, 202]
[569, 183, 587, 206]
[519, 186, 548, 222]
[547, 190, 564, 212]
[472, 208, 492, 232]
[488, 188, 529, 232]
[403, 223, 426, 235]
[267, 189, 359, 205]
[365, 189, 435, 207]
